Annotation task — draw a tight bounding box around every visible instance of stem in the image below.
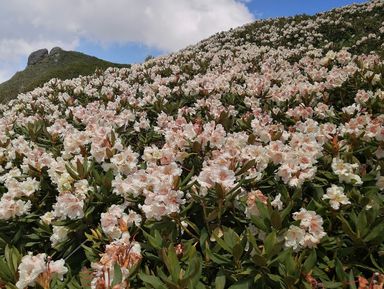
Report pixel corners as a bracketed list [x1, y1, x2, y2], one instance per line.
[201, 198, 211, 234]
[64, 239, 89, 261]
[177, 218, 199, 240]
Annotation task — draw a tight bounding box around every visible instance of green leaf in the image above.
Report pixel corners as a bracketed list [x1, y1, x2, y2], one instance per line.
[111, 263, 123, 286]
[0, 258, 14, 282]
[161, 245, 181, 283]
[233, 243, 243, 261]
[181, 256, 202, 287]
[338, 216, 357, 240]
[236, 159, 256, 176]
[211, 229, 232, 254]
[143, 229, 163, 250]
[65, 164, 80, 180]
[138, 273, 167, 289]
[363, 223, 384, 243]
[270, 210, 282, 229]
[370, 254, 384, 272]
[206, 246, 231, 265]
[356, 211, 368, 238]
[228, 278, 252, 289]
[250, 215, 268, 232]
[215, 272, 226, 289]
[179, 167, 195, 188]
[348, 270, 357, 289]
[280, 201, 293, 221]
[321, 281, 344, 288]
[76, 159, 84, 178]
[267, 273, 283, 283]
[252, 254, 267, 267]
[335, 258, 346, 282]
[223, 228, 240, 251]
[264, 231, 276, 256]
[302, 249, 317, 274]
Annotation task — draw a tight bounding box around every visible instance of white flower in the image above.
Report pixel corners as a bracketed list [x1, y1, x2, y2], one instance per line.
[110, 146, 139, 175]
[53, 193, 84, 220]
[101, 204, 127, 240]
[0, 198, 31, 220]
[48, 258, 68, 278]
[376, 176, 384, 190]
[50, 226, 69, 247]
[20, 178, 40, 197]
[271, 193, 283, 210]
[322, 184, 350, 210]
[40, 211, 55, 225]
[57, 172, 74, 193]
[287, 209, 326, 251]
[331, 158, 362, 185]
[301, 233, 321, 248]
[197, 165, 236, 190]
[16, 253, 68, 289]
[342, 103, 361, 115]
[285, 225, 306, 251]
[16, 253, 46, 289]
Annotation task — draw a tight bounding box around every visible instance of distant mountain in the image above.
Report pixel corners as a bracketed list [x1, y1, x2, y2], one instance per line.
[0, 47, 130, 103]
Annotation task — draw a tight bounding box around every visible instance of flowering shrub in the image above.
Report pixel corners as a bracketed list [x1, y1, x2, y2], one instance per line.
[0, 1, 384, 288]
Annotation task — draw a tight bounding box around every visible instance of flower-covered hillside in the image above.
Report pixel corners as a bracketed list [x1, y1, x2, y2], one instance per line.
[0, 1, 384, 288]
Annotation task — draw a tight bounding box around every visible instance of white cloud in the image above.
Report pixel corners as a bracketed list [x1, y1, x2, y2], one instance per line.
[0, 0, 254, 82]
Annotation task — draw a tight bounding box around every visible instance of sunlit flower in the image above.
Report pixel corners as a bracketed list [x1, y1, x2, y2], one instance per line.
[322, 184, 350, 210]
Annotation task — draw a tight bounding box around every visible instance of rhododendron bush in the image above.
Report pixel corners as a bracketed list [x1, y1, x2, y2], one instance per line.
[1, 1, 384, 289]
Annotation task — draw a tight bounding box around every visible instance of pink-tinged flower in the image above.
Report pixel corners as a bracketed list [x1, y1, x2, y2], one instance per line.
[53, 193, 84, 220]
[285, 225, 306, 251]
[91, 236, 142, 288]
[245, 190, 268, 217]
[197, 165, 236, 191]
[331, 158, 362, 185]
[109, 146, 139, 175]
[288, 208, 326, 250]
[16, 253, 68, 289]
[0, 198, 31, 220]
[101, 204, 141, 240]
[322, 184, 350, 210]
[301, 233, 322, 248]
[140, 187, 185, 220]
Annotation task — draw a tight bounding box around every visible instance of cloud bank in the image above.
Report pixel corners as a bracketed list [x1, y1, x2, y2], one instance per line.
[0, 0, 254, 82]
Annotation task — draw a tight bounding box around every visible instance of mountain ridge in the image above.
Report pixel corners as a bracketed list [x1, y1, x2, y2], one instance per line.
[0, 47, 130, 103]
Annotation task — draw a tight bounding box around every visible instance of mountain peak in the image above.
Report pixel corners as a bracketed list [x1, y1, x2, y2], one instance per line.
[0, 48, 129, 103]
[27, 48, 48, 66]
[27, 47, 65, 67]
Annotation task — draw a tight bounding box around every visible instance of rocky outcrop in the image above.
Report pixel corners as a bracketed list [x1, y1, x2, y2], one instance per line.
[27, 49, 48, 66]
[50, 47, 63, 55]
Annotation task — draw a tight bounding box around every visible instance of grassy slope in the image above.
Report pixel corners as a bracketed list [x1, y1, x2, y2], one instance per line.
[195, 2, 383, 58]
[0, 50, 130, 103]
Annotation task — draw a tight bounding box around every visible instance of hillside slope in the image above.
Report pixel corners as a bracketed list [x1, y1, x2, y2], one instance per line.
[0, 48, 130, 103]
[0, 1, 384, 288]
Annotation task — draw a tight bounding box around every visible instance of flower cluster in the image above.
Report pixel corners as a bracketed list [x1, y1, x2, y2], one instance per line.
[285, 209, 327, 251]
[16, 253, 67, 289]
[0, 0, 382, 288]
[322, 184, 351, 210]
[91, 233, 142, 289]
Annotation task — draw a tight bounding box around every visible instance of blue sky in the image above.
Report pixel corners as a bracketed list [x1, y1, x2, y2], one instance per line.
[247, 0, 367, 19]
[0, 0, 368, 82]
